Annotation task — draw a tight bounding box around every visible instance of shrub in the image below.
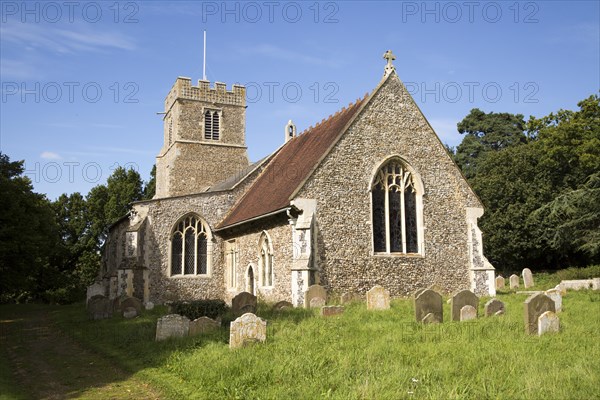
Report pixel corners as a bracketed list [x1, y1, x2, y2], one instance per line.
[556, 265, 600, 281]
[170, 299, 229, 320]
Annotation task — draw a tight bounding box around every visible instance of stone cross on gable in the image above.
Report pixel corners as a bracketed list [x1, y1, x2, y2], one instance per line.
[383, 50, 396, 75]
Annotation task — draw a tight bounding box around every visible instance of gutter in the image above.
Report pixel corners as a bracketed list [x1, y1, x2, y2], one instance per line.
[215, 205, 300, 232]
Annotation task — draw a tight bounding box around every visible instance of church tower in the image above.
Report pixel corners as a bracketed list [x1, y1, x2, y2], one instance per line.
[155, 78, 249, 198]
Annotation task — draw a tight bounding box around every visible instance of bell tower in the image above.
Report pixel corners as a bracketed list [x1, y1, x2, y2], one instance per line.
[155, 78, 249, 198]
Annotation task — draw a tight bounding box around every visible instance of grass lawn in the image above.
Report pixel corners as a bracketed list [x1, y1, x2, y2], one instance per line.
[1, 278, 599, 399]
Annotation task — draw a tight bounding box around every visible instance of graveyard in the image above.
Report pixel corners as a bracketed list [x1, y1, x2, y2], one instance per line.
[1, 268, 599, 399]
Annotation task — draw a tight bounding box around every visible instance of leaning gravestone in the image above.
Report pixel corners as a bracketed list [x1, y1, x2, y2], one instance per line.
[304, 284, 327, 308]
[450, 290, 479, 321]
[544, 289, 562, 313]
[509, 274, 520, 289]
[155, 314, 190, 341]
[321, 305, 345, 317]
[232, 292, 257, 315]
[272, 300, 293, 311]
[414, 289, 443, 323]
[120, 296, 143, 316]
[522, 268, 534, 288]
[523, 293, 555, 334]
[87, 295, 112, 320]
[495, 276, 505, 289]
[484, 298, 505, 316]
[460, 305, 477, 321]
[366, 285, 390, 310]
[189, 316, 220, 336]
[538, 311, 560, 336]
[229, 313, 267, 349]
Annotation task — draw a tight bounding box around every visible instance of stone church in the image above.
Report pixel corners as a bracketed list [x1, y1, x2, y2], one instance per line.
[98, 51, 496, 307]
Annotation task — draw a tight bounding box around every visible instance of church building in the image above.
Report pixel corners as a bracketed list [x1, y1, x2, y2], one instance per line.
[99, 51, 496, 307]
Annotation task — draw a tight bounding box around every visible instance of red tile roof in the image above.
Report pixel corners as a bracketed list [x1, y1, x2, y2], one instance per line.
[217, 97, 367, 229]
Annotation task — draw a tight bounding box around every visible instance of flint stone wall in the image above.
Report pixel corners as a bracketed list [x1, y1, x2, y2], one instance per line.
[296, 75, 482, 297]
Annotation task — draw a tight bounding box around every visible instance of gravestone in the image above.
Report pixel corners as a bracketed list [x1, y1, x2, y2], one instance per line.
[86, 283, 105, 304]
[460, 305, 477, 321]
[450, 290, 479, 321]
[87, 295, 112, 320]
[189, 316, 220, 336]
[484, 298, 505, 316]
[522, 268, 534, 288]
[310, 297, 326, 308]
[229, 313, 267, 349]
[321, 305, 345, 317]
[414, 288, 427, 298]
[304, 284, 327, 308]
[537, 311, 559, 336]
[145, 301, 154, 311]
[366, 285, 390, 310]
[414, 289, 443, 323]
[232, 292, 257, 315]
[509, 274, 520, 289]
[340, 292, 358, 304]
[544, 289, 562, 313]
[272, 301, 293, 311]
[495, 276, 505, 289]
[123, 307, 137, 319]
[120, 296, 143, 316]
[156, 314, 190, 341]
[524, 293, 555, 335]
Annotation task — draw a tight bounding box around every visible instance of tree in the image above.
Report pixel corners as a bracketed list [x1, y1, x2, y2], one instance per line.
[0, 153, 59, 302]
[143, 164, 156, 200]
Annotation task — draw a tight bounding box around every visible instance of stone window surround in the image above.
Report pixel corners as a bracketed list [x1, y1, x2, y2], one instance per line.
[225, 239, 239, 291]
[246, 263, 257, 295]
[258, 231, 275, 289]
[168, 213, 213, 278]
[202, 107, 222, 141]
[369, 155, 425, 257]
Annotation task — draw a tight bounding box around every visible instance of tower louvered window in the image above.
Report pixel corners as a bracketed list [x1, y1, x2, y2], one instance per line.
[170, 215, 210, 275]
[372, 159, 420, 254]
[204, 110, 220, 140]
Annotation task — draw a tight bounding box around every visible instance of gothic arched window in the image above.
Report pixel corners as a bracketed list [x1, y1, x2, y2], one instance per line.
[204, 110, 220, 140]
[259, 232, 274, 287]
[170, 215, 211, 276]
[372, 159, 420, 254]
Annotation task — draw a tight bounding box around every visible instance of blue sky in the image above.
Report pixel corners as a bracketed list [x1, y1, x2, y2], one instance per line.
[1, 0, 598, 199]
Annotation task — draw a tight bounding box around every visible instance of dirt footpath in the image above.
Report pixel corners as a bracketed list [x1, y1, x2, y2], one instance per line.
[0, 306, 162, 400]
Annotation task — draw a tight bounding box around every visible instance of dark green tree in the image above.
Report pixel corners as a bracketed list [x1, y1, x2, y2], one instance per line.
[143, 164, 156, 200]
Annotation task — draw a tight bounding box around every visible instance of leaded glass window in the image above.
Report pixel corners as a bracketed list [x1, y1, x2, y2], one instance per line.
[371, 159, 420, 254]
[170, 215, 210, 275]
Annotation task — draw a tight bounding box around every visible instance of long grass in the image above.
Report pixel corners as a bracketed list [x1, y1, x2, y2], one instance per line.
[45, 287, 600, 399]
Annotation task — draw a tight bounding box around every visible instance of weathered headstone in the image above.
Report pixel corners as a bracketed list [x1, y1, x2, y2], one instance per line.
[156, 314, 190, 341]
[484, 298, 505, 316]
[321, 305, 345, 317]
[414, 289, 443, 323]
[272, 300, 293, 311]
[304, 284, 327, 308]
[87, 295, 112, 320]
[560, 279, 599, 291]
[450, 290, 479, 321]
[509, 274, 520, 289]
[366, 285, 390, 310]
[120, 296, 143, 315]
[229, 313, 267, 349]
[123, 307, 137, 319]
[544, 289, 562, 313]
[86, 283, 105, 304]
[495, 275, 505, 289]
[340, 292, 358, 304]
[189, 316, 220, 336]
[524, 293, 555, 335]
[522, 268, 534, 288]
[422, 312, 439, 324]
[538, 311, 559, 336]
[232, 292, 257, 315]
[310, 297, 326, 308]
[145, 301, 154, 311]
[460, 305, 477, 321]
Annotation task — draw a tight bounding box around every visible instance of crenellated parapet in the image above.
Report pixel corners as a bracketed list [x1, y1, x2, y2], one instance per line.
[165, 77, 245, 111]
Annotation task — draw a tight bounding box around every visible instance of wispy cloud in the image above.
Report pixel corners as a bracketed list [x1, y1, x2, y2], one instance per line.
[40, 151, 62, 160]
[0, 23, 136, 55]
